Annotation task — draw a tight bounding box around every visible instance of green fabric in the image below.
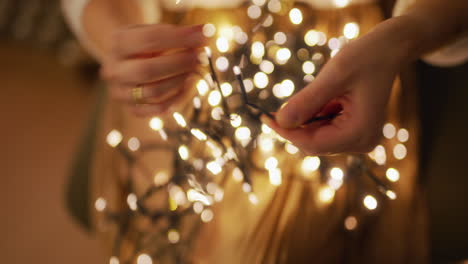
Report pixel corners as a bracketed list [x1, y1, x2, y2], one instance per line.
[65, 86, 106, 233]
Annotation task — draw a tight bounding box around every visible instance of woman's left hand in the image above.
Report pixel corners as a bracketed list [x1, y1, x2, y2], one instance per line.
[263, 19, 409, 155]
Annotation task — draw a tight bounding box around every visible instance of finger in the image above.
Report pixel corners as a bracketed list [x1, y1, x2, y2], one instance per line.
[112, 24, 206, 59]
[129, 84, 196, 117]
[110, 73, 190, 104]
[275, 60, 346, 129]
[106, 50, 199, 84]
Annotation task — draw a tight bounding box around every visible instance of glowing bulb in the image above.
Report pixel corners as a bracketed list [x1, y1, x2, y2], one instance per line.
[194, 96, 202, 108]
[383, 123, 396, 139]
[127, 193, 138, 211]
[128, 137, 140, 151]
[285, 143, 299, 154]
[167, 229, 180, 244]
[386, 168, 400, 182]
[393, 144, 407, 160]
[243, 78, 254, 92]
[260, 60, 275, 74]
[254, 72, 269, 89]
[373, 145, 387, 165]
[289, 8, 303, 25]
[301, 156, 321, 173]
[328, 167, 344, 190]
[268, 0, 282, 13]
[106, 130, 122, 148]
[318, 186, 335, 204]
[95, 197, 107, 212]
[137, 254, 152, 264]
[203, 23, 216, 37]
[363, 195, 378, 210]
[259, 135, 274, 152]
[230, 114, 242, 127]
[178, 145, 189, 160]
[262, 124, 272, 134]
[219, 26, 234, 40]
[191, 128, 207, 141]
[235, 31, 248, 44]
[196, 79, 209, 96]
[276, 48, 291, 64]
[208, 90, 222, 106]
[193, 202, 204, 214]
[173, 112, 187, 128]
[201, 209, 214, 222]
[304, 30, 319, 46]
[264, 157, 278, 170]
[344, 216, 358, 231]
[232, 167, 244, 182]
[274, 32, 287, 45]
[220, 82, 233, 96]
[343, 22, 359, 39]
[397, 129, 409, 142]
[109, 256, 120, 264]
[334, 0, 350, 8]
[269, 168, 282, 186]
[216, 37, 229, 53]
[211, 107, 223, 120]
[386, 190, 397, 200]
[281, 79, 295, 97]
[247, 5, 262, 19]
[235, 126, 251, 141]
[149, 117, 164, 131]
[154, 171, 169, 186]
[252, 41, 265, 58]
[302, 61, 316, 74]
[243, 183, 252, 193]
[206, 161, 222, 175]
[187, 189, 212, 205]
[215, 56, 229, 72]
[248, 193, 259, 205]
[253, 0, 266, 6]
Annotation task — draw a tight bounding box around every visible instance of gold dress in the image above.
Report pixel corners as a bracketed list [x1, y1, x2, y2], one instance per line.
[83, 1, 428, 263]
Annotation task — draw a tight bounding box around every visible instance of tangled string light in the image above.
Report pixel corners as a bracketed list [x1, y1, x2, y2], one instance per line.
[97, 1, 411, 263]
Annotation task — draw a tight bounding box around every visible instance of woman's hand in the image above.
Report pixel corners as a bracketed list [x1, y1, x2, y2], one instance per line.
[263, 18, 410, 155]
[102, 24, 207, 117]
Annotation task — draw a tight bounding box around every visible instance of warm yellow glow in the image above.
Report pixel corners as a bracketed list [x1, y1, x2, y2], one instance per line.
[216, 37, 229, 53]
[154, 171, 169, 186]
[248, 193, 259, 205]
[304, 30, 319, 46]
[254, 72, 269, 89]
[230, 114, 242, 128]
[264, 156, 279, 170]
[262, 124, 273, 134]
[235, 31, 248, 44]
[247, 5, 262, 19]
[253, 0, 266, 6]
[318, 186, 335, 204]
[289, 8, 303, 25]
[386, 168, 400, 182]
[334, 0, 350, 8]
[393, 144, 407, 160]
[211, 107, 223, 120]
[328, 167, 344, 190]
[201, 209, 214, 222]
[302, 61, 316, 74]
[127, 193, 138, 211]
[221, 82, 233, 96]
[193, 201, 204, 214]
[260, 60, 275, 74]
[215, 56, 229, 72]
[169, 185, 187, 206]
[173, 112, 187, 128]
[196, 79, 209, 96]
[274, 32, 287, 45]
[343, 22, 360, 39]
[383, 123, 396, 139]
[259, 135, 274, 152]
[207, 161, 222, 175]
[149, 117, 164, 131]
[243, 183, 252, 193]
[208, 90, 222, 106]
[178, 145, 189, 160]
[269, 168, 282, 186]
[397, 128, 409, 142]
[128, 137, 140, 151]
[137, 254, 152, 264]
[106, 130, 122, 148]
[191, 128, 207, 141]
[243, 78, 254, 92]
[373, 145, 387, 165]
[109, 256, 120, 264]
[167, 229, 180, 244]
[187, 189, 212, 205]
[301, 156, 321, 173]
[281, 79, 295, 97]
[386, 190, 397, 200]
[252, 41, 265, 58]
[344, 216, 358, 231]
[218, 26, 234, 40]
[363, 195, 378, 210]
[268, 0, 282, 13]
[95, 197, 107, 212]
[232, 167, 244, 182]
[276, 48, 292, 64]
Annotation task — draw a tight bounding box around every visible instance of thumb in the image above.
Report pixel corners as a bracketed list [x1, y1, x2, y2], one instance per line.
[276, 76, 341, 129]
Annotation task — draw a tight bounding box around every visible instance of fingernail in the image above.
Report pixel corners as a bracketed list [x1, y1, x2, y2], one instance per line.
[276, 103, 300, 129]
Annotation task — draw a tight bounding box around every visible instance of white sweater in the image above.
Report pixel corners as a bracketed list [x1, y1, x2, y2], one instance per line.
[62, 0, 468, 67]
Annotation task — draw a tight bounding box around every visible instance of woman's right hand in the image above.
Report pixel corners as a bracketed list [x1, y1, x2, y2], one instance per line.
[102, 24, 207, 117]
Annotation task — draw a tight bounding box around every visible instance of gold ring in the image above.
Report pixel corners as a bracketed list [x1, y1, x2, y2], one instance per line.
[131, 85, 144, 104]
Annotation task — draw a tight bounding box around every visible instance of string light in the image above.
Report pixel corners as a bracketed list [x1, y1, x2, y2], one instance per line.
[289, 8, 303, 25]
[363, 195, 378, 210]
[149, 117, 164, 131]
[137, 254, 152, 264]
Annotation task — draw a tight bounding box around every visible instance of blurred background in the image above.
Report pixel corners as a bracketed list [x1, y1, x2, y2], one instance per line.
[0, 1, 104, 263]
